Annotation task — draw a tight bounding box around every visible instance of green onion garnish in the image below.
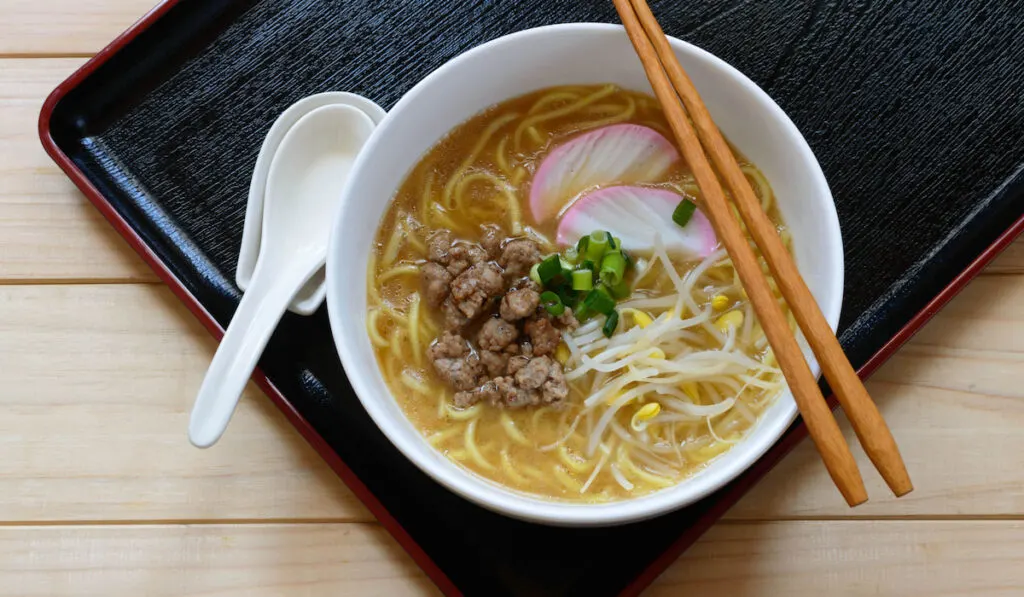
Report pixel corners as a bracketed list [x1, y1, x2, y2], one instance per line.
[581, 287, 615, 316]
[537, 254, 563, 285]
[555, 285, 577, 310]
[606, 233, 618, 250]
[576, 235, 590, 255]
[540, 291, 565, 316]
[599, 251, 627, 287]
[571, 269, 594, 291]
[563, 247, 579, 265]
[529, 262, 542, 285]
[672, 198, 697, 227]
[602, 310, 620, 338]
[578, 259, 595, 272]
[609, 277, 631, 299]
[585, 231, 609, 262]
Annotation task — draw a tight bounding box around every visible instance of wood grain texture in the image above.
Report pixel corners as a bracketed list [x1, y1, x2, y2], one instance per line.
[0, 273, 1020, 525]
[0, 59, 154, 282]
[652, 520, 1024, 596]
[0, 523, 439, 597]
[1, 520, 1021, 597]
[986, 238, 1024, 274]
[5, 0, 1024, 593]
[0, 283, 367, 522]
[729, 274, 1024, 519]
[0, 0, 158, 55]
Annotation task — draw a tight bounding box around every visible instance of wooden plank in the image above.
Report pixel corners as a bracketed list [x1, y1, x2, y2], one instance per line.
[2, 520, 1021, 597]
[0, 523, 440, 597]
[729, 274, 1024, 518]
[987, 236, 1024, 275]
[1, 273, 1023, 522]
[651, 520, 1024, 596]
[0, 283, 367, 522]
[0, 0, 156, 55]
[0, 58, 154, 282]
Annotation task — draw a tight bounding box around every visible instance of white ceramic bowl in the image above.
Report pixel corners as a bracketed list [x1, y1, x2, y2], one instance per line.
[327, 23, 843, 526]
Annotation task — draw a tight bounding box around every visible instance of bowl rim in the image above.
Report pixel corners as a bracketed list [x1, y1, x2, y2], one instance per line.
[327, 22, 844, 526]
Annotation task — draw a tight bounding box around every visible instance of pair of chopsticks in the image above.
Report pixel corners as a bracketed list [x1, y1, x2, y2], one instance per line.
[613, 0, 912, 506]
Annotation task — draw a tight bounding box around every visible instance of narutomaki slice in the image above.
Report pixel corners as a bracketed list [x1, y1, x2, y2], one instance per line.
[556, 185, 717, 259]
[529, 124, 679, 222]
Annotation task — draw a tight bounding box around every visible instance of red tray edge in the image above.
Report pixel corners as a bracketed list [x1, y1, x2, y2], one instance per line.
[35, 3, 1024, 595]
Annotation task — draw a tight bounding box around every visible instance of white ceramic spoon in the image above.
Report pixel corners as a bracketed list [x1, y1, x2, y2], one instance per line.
[188, 104, 375, 448]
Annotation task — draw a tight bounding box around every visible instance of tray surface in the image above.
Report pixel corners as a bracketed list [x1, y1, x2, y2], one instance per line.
[45, 1, 1024, 595]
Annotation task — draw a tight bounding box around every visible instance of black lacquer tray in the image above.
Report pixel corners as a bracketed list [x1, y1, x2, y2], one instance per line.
[40, 1, 1024, 595]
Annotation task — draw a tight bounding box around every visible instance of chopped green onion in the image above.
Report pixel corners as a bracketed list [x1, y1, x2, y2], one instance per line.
[672, 199, 697, 227]
[609, 277, 631, 299]
[578, 259, 596, 272]
[582, 287, 616, 316]
[599, 251, 627, 287]
[585, 231, 609, 262]
[576, 235, 590, 255]
[602, 310, 620, 338]
[540, 291, 565, 316]
[529, 262, 542, 285]
[571, 269, 594, 291]
[563, 247, 579, 265]
[537, 254, 562, 285]
[606, 233, 618, 250]
[555, 285, 577, 310]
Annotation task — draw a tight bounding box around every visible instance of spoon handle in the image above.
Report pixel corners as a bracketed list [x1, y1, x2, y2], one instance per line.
[188, 259, 320, 448]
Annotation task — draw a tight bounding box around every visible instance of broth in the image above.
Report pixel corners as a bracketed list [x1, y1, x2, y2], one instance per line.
[367, 84, 790, 501]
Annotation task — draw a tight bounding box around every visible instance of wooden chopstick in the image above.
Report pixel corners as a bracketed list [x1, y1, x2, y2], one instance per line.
[612, 0, 868, 506]
[625, 0, 913, 498]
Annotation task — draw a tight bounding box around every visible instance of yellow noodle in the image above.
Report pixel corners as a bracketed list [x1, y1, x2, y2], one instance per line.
[366, 309, 389, 348]
[408, 294, 422, 367]
[527, 126, 543, 145]
[377, 264, 420, 284]
[451, 171, 522, 235]
[741, 164, 774, 213]
[443, 112, 520, 207]
[557, 445, 594, 474]
[531, 407, 551, 432]
[553, 464, 583, 492]
[427, 426, 462, 446]
[511, 167, 527, 187]
[389, 328, 406, 363]
[465, 419, 494, 470]
[399, 368, 431, 395]
[513, 85, 616, 150]
[578, 95, 636, 130]
[366, 254, 379, 303]
[429, 204, 467, 233]
[381, 220, 405, 266]
[500, 412, 531, 447]
[380, 302, 409, 324]
[500, 448, 529, 484]
[520, 463, 548, 483]
[527, 90, 580, 115]
[446, 403, 483, 421]
[419, 172, 435, 226]
[495, 135, 512, 175]
[618, 447, 676, 487]
[406, 229, 427, 254]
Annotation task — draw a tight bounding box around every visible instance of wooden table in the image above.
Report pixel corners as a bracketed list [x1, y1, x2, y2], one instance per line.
[2, 2, 1023, 594]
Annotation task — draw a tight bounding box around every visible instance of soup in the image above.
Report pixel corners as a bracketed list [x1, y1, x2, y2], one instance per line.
[367, 84, 791, 502]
